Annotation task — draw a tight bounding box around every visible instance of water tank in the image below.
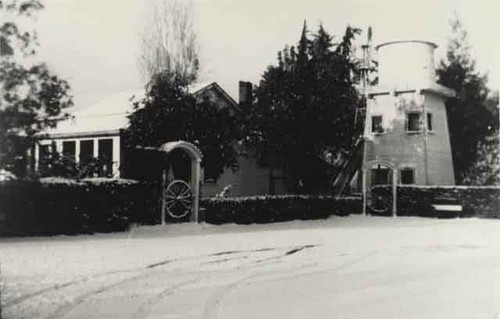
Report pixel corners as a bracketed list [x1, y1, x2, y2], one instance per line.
[376, 40, 437, 89]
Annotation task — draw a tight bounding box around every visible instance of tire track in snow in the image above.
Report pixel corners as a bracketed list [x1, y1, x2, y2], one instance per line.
[44, 269, 164, 319]
[203, 248, 376, 319]
[203, 262, 318, 319]
[203, 245, 318, 319]
[261, 249, 380, 284]
[203, 273, 257, 319]
[133, 246, 316, 319]
[5, 247, 276, 309]
[44, 266, 221, 319]
[131, 277, 201, 319]
[42, 245, 312, 319]
[4, 268, 136, 308]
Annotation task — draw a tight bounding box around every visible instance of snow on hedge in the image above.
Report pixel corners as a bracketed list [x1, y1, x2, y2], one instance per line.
[38, 177, 139, 186]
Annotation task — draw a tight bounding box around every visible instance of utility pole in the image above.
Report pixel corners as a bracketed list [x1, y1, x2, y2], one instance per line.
[360, 27, 373, 216]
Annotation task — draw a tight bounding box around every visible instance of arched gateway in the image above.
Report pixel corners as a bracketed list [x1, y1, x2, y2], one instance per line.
[362, 159, 397, 217]
[158, 141, 202, 224]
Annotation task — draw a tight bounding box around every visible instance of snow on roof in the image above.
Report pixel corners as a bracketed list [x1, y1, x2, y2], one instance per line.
[72, 89, 145, 117]
[188, 81, 214, 95]
[42, 81, 218, 138]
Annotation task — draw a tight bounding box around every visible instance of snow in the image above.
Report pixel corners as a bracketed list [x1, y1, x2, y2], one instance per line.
[1, 216, 500, 318]
[37, 177, 139, 185]
[41, 81, 217, 137]
[43, 90, 144, 135]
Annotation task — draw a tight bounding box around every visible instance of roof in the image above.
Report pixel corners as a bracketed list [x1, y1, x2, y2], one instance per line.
[375, 40, 438, 50]
[40, 81, 235, 139]
[368, 83, 455, 98]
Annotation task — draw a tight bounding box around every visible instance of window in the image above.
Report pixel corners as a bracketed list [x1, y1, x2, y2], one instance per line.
[372, 167, 390, 185]
[400, 168, 415, 185]
[371, 115, 384, 133]
[426, 113, 433, 132]
[98, 139, 113, 176]
[79, 140, 94, 166]
[406, 112, 421, 132]
[39, 144, 51, 171]
[62, 141, 76, 162]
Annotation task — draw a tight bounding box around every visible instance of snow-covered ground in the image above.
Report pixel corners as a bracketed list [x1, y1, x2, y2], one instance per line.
[1, 215, 500, 319]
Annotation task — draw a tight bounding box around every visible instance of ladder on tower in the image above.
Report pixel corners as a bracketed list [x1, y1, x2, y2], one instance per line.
[331, 27, 373, 197]
[331, 136, 364, 196]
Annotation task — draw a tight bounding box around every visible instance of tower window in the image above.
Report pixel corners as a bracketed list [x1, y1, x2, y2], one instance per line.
[400, 168, 415, 185]
[427, 113, 433, 132]
[406, 112, 422, 132]
[371, 115, 384, 133]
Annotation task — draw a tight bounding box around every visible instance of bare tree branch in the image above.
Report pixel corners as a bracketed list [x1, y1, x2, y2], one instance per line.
[138, 0, 199, 83]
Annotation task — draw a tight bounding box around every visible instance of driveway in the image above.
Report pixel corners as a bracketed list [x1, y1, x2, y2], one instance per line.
[1, 216, 500, 318]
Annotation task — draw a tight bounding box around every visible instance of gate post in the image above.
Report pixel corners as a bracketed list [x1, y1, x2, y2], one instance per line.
[392, 169, 397, 217]
[160, 169, 167, 225]
[191, 158, 201, 223]
[362, 167, 367, 216]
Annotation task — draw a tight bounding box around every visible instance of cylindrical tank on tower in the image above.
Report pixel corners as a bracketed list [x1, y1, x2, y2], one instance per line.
[376, 40, 437, 89]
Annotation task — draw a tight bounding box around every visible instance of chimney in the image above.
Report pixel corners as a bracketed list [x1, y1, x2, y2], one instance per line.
[239, 81, 253, 107]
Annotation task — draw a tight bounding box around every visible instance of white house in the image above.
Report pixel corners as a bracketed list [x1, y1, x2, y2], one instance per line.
[35, 81, 287, 197]
[35, 82, 237, 177]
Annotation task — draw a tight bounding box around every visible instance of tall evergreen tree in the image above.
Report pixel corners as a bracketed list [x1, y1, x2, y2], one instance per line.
[246, 23, 361, 193]
[437, 17, 499, 184]
[296, 21, 310, 72]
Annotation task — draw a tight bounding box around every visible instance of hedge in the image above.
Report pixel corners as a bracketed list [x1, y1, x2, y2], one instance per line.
[201, 195, 362, 225]
[0, 179, 362, 235]
[370, 185, 500, 218]
[0, 178, 159, 237]
[2, 179, 498, 237]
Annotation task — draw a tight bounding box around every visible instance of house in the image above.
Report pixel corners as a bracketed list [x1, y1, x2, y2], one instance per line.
[35, 81, 286, 197]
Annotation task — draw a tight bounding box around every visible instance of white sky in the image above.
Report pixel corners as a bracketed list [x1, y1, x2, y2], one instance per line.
[35, 0, 500, 108]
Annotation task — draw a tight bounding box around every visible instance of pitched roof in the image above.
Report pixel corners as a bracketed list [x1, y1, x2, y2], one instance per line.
[41, 81, 233, 138]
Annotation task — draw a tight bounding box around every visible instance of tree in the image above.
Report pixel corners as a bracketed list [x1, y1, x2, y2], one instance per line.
[0, 0, 73, 175]
[462, 131, 500, 185]
[437, 16, 499, 184]
[131, 0, 237, 183]
[124, 72, 238, 182]
[244, 23, 361, 193]
[138, 0, 199, 83]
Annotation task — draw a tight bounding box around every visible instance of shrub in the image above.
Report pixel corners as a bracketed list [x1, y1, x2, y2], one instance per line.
[0, 178, 159, 237]
[201, 195, 361, 225]
[38, 153, 114, 179]
[370, 185, 500, 218]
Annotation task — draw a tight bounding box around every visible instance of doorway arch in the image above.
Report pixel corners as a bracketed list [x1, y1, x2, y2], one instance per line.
[158, 141, 202, 224]
[362, 159, 398, 217]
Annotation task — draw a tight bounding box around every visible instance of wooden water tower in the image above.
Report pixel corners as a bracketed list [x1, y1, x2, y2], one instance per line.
[362, 40, 456, 190]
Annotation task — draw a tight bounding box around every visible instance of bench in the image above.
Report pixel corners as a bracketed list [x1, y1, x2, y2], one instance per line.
[432, 197, 463, 218]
